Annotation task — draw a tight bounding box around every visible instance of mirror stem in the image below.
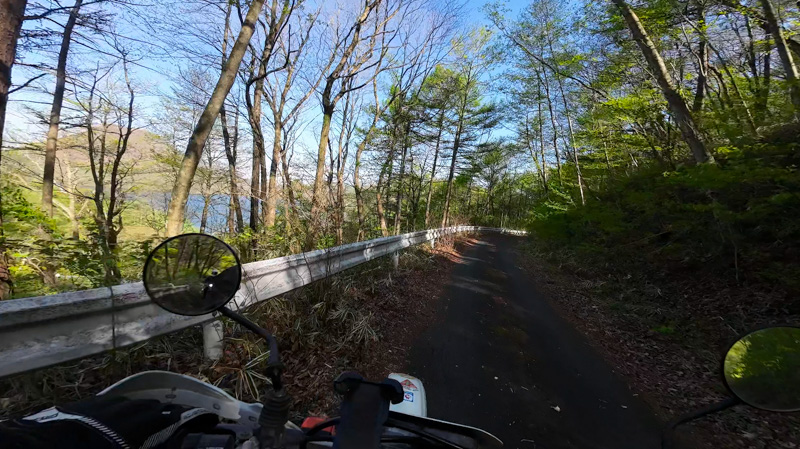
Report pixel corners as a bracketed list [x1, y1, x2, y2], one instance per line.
[661, 397, 740, 449]
[219, 306, 284, 390]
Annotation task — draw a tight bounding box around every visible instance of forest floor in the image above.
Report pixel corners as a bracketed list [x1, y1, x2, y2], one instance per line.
[516, 238, 800, 449]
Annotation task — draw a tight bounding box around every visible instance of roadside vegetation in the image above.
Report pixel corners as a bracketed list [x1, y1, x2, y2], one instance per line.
[0, 237, 463, 419]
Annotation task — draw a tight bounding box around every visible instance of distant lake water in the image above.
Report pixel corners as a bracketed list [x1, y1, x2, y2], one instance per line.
[145, 193, 254, 233]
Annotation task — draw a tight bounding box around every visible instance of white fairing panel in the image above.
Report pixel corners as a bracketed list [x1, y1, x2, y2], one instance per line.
[388, 373, 427, 417]
[98, 371, 261, 427]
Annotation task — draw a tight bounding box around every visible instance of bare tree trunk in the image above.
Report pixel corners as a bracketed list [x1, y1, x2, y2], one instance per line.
[279, 136, 300, 253]
[0, 0, 25, 153]
[354, 137, 367, 240]
[264, 122, 281, 227]
[759, 0, 800, 118]
[612, 0, 713, 163]
[692, 2, 708, 113]
[376, 141, 396, 237]
[42, 0, 83, 216]
[742, 15, 760, 95]
[537, 82, 548, 189]
[246, 50, 267, 232]
[165, 0, 266, 237]
[62, 158, 79, 238]
[355, 80, 393, 240]
[710, 66, 734, 110]
[259, 139, 268, 226]
[306, 100, 334, 248]
[0, 0, 27, 299]
[199, 196, 210, 233]
[423, 110, 444, 228]
[788, 37, 800, 61]
[227, 196, 235, 234]
[755, 36, 772, 126]
[249, 127, 261, 232]
[705, 38, 757, 133]
[220, 105, 243, 232]
[408, 154, 422, 230]
[441, 116, 463, 228]
[249, 152, 261, 230]
[305, 0, 382, 249]
[219, 4, 243, 234]
[393, 120, 411, 235]
[541, 69, 562, 182]
[333, 92, 352, 245]
[550, 57, 585, 205]
[353, 134, 369, 240]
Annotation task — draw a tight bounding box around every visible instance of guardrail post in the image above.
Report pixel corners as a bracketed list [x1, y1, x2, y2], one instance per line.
[430, 238, 435, 249]
[391, 251, 399, 270]
[203, 320, 224, 360]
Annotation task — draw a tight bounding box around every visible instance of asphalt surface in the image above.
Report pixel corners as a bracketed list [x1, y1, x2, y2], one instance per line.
[407, 235, 663, 449]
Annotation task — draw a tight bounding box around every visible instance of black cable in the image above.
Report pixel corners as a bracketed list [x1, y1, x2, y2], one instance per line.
[383, 419, 462, 449]
[661, 397, 740, 449]
[302, 417, 455, 449]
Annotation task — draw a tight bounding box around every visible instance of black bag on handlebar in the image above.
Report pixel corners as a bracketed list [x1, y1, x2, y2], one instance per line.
[0, 396, 219, 449]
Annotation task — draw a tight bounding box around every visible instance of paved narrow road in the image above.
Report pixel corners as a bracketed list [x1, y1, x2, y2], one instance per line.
[408, 235, 663, 449]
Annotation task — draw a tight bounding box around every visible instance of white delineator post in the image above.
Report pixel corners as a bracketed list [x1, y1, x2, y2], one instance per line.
[203, 320, 224, 359]
[392, 251, 399, 270]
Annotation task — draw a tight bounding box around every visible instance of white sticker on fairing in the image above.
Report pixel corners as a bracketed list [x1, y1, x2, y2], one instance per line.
[403, 392, 414, 402]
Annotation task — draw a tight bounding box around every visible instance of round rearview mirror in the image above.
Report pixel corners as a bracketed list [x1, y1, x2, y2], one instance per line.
[723, 326, 800, 412]
[143, 233, 242, 316]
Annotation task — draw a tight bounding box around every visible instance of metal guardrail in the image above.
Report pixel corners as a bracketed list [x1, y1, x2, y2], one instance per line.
[0, 226, 526, 378]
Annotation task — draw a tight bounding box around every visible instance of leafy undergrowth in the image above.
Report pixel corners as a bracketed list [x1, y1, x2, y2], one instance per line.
[521, 144, 800, 449]
[0, 236, 465, 420]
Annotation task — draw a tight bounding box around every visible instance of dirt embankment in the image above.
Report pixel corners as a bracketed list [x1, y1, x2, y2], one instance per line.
[0, 237, 469, 420]
[515, 240, 800, 449]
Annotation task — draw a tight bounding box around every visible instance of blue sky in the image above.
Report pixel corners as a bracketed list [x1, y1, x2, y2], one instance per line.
[4, 0, 543, 184]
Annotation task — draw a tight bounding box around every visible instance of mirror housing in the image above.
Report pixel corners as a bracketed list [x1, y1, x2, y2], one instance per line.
[143, 233, 242, 316]
[723, 326, 800, 412]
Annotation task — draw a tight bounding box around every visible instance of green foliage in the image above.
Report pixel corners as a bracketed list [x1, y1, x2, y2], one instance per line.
[530, 142, 800, 292]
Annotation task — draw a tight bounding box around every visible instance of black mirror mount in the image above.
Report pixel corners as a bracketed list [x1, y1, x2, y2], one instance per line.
[218, 306, 284, 391]
[661, 397, 740, 449]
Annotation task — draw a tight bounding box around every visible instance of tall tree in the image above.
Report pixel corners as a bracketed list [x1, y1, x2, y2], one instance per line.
[165, 0, 276, 237]
[441, 30, 496, 228]
[305, 0, 389, 249]
[219, 2, 243, 234]
[419, 65, 456, 228]
[263, 7, 327, 229]
[0, 0, 27, 300]
[610, 0, 714, 164]
[80, 50, 136, 284]
[758, 0, 800, 117]
[41, 0, 83, 217]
